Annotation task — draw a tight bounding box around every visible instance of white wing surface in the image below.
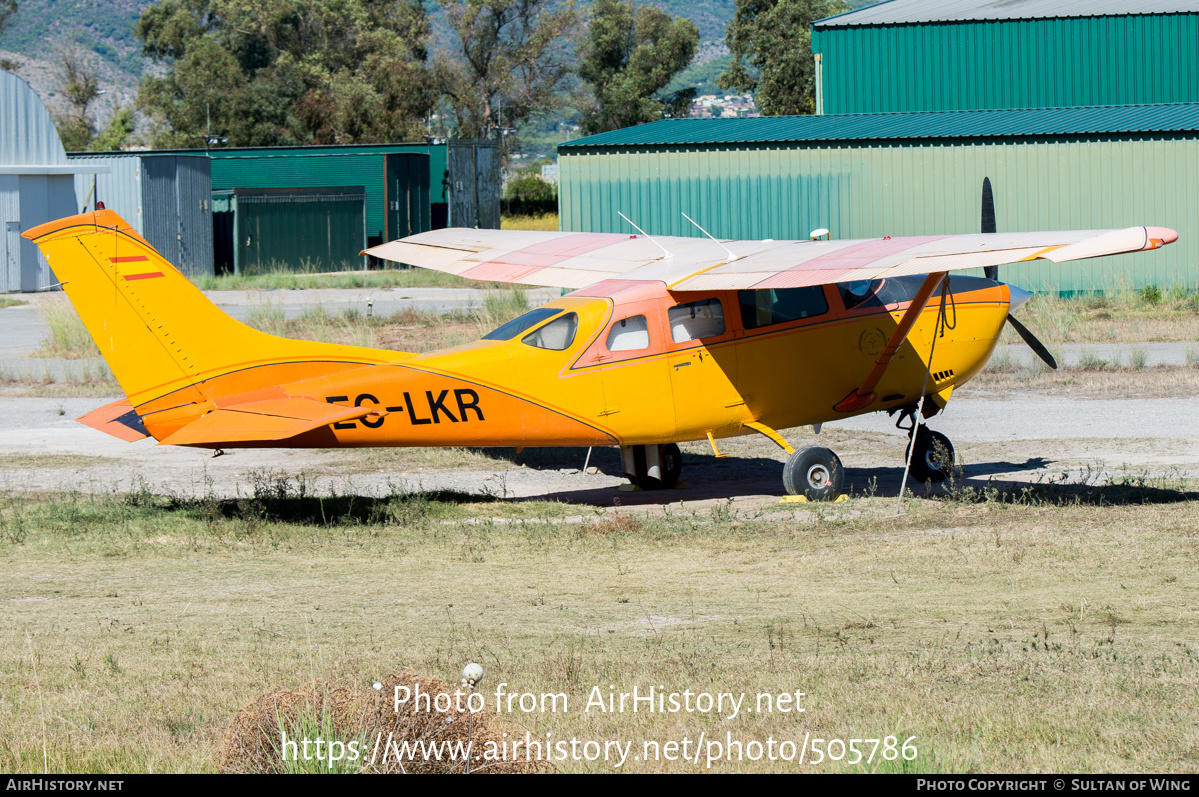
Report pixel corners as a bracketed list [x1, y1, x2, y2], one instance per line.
[364, 226, 1177, 291]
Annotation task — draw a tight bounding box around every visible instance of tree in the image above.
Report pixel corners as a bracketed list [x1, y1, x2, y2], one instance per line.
[435, 0, 582, 140]
[52, 43, 102, 151]
[718, 0, 847, 116]
[578, 0, 698, 135]
[134, 0, 434, 148]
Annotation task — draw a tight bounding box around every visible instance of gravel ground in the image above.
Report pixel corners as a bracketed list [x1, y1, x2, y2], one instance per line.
[0, 391, 1193, 511]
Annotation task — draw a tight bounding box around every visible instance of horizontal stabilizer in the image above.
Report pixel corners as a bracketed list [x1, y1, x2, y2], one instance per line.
[159, 397, 388, 446]
[76, 398, 149, 442]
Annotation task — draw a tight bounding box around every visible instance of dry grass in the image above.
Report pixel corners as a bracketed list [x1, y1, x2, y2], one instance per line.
[33, 296, 99, 359]
[1007, 288, 1199, 346]
[192, 266, 520, 293]
[220, 672, 546, 773]
[244, 291, 530, 352]
[966, 364, 1199, 399]
[0, 476, 1196, 773]
[502, 213, 559, 231]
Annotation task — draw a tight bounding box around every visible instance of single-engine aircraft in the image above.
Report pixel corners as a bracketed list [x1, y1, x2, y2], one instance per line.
[23, 203, 1176, 499]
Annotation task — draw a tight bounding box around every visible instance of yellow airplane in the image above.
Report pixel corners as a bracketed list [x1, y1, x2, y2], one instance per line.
[23, 207, 1176, 499]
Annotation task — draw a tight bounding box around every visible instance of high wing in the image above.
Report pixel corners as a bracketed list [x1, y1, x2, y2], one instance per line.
[365, 226, 1177, 291]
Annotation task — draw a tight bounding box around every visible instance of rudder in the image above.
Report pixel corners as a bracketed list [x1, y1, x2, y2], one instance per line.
[23, 210, 401, 408]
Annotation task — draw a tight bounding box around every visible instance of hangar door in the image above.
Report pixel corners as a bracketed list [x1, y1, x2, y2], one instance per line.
[448, 140, 500, 229]
[234, 188, 366, 274]
[384, 153, 430, 242]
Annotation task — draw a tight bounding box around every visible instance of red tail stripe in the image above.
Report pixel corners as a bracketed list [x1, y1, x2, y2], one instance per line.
[109, 256, 149, 263]
[124, 272, 164, 281]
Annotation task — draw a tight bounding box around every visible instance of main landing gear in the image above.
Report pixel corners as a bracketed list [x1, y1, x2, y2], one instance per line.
[621, 443, 683, 489]
[782, 446, 844, 500]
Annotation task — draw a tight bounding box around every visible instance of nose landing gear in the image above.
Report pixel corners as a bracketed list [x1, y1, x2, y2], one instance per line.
[893, 404, 957, 484]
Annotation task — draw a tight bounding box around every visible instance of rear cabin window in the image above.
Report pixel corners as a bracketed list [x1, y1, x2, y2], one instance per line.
[606, 315, 650, 351]
[482, 308, 562, 340]
[522, 313, 578, 351]
[738, 287, 828, 329]
[669, 299, 725, 342]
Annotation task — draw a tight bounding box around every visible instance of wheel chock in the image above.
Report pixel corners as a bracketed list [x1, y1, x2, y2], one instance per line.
[673, 481, 689, 489]
[618, 483, 642, 492]
[779, 494, 849, 505]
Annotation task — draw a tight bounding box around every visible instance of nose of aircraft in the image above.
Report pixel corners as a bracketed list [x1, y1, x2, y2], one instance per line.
[1006, 284, 1032, 312]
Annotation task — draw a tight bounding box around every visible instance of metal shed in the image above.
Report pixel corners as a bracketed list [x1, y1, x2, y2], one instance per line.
[205, 140, 500, 273]
[0, 70, 105, 292]
[811, 1, 1199, 115]
[68, 153, 215, 277]
[557, 104, 1199, 293]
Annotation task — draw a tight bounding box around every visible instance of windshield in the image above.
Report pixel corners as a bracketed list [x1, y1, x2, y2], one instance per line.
[481, 308, 562, 341]
[523, 313, 578, 351]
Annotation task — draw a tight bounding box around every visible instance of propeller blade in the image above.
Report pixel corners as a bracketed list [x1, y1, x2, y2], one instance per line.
[1006, 314, 1058, 370]
[982, 177, 998, 281]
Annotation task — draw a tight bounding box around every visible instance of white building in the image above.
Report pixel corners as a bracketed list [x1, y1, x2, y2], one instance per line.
[1, 70, 106, 291]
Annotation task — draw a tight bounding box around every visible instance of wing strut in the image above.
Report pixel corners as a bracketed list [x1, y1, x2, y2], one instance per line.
[834, 272, 946, 413]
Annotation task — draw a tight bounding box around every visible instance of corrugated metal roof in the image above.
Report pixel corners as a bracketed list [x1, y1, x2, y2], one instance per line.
[816, 0, 1199, 26]
[0, 70, 68, 167]
[558, 103, 1199, 148]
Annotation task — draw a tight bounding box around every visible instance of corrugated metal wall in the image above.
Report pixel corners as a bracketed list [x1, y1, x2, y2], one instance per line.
[236, 193, 366, 273]
[0, 71, 68, 167]
[72, 156, 142, 226]
[175, 157, 214, 276]
[17, 175, 74, 290]
[812, 14, 1199, 114]
[0, 175, 19, 293]
[211, 145, 443, 244]
[558, 136, 1199, 292]
[70, 154, 214, 277]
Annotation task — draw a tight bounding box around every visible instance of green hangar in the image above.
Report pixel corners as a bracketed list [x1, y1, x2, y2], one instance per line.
[811, 0, 1199, 115]
[556, 105, 1199, 293]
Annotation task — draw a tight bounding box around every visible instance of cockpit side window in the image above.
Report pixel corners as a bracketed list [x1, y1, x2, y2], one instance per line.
[739, 287, 828, 329]
[605, 315, 650, 351]
[668, 299, 725, 342]
[838, 279, 885, 311]
[522, 312, 579, 351]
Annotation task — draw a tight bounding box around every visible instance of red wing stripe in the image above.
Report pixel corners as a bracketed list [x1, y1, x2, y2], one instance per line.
[124, 272, 164, 281]
[110, 256, 149, 263]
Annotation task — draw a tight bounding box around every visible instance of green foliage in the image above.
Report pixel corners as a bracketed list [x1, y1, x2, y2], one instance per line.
[505, 172, 555, 203]
[53, 113, 94, 152]
[134, 0, 435, 148]
[1139, 284, 1163, 306]
[579, 0, 699, 134]
[91, 108, 135, 151]
[434, 0, 581, 141]
[719, 0, 848, 115]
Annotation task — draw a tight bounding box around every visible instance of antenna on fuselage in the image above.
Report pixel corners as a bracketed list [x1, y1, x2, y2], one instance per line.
[682, 212, 742, 262]
[618, 211, 673, 260]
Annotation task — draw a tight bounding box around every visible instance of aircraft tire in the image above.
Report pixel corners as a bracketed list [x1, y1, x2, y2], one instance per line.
[628, 443, 683, 490]
[782, 446, 844, 500]
[659, 443, 682, 488]
[906, 428, 956, 484]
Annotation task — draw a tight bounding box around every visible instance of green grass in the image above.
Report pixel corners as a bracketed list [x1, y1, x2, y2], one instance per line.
[0, 297, 27, 309]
